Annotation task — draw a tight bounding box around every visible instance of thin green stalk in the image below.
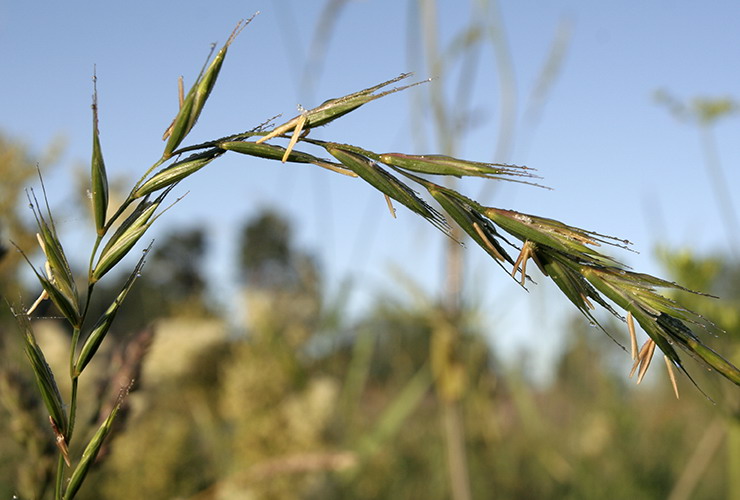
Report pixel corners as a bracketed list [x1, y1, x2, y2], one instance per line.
[67, 325, 82, 442]
[67, 377, 79, 442]
[171, 129, 261, 156]
[101, 197, 134, 235]
[131, 154, 169, 193]
[69, 328, 81, 377]
[87, 236, 104, 279]
[54, 455, 64, 500]
[81, 283, 96, 327]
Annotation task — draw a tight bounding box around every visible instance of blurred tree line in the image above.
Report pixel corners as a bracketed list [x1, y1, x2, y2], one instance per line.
[0, 132, 737, 499]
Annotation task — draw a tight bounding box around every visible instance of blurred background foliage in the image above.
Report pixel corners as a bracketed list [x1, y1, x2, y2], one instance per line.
[0, 179, 737, 498]
[2, 1, 740, 498]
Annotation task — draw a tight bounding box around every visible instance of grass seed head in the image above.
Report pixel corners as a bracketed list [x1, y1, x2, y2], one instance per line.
[63, 382, 131, 499]
[13, 311, 68, 437]
[92, 192, 168, 282]
[26, 189, 81, 321]
[77, 251, 147, 375]
[380, 152, 538, 182]
[425, 185, 511, 263]
[91, 75, 109, 235]
[327, 145, 450, 235]
[162, 18, 251, 158]
[134, 149, 222, 199]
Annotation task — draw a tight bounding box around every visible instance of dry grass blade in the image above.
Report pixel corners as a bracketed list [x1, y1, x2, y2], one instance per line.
[627, 311, 638, 361]
[49, 416, 71, 467]
[384, 194, 397, 218]
[472, 222, 505, 262]
[511, 240, 545, 286]
[281, 112, 307, 162]
[26, 234, 52, 315]
[630, 339, 657, 384]
[664, 355, 680, 399]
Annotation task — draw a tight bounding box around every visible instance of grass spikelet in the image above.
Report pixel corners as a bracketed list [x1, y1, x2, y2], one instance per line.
[257, 73, 427, 146]
[26, 187, 81, 323]
[12, 309, 68, 439]
[91, 71, 109, 235]
[327, 145, 450, 235]
[63, 382, 132, 500]
[76, 249, 148, 375]
[162, 17, 254, 158]
[380, 152, 542, 185]
[92, 188, 172, 282]
[134, 149, 223, 199]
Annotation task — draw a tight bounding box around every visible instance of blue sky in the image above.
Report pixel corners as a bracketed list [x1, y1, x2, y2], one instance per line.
[2, 1, 739, 375]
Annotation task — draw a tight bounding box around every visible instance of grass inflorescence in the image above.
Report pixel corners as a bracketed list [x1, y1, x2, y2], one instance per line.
[8, 15, 739, 499]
